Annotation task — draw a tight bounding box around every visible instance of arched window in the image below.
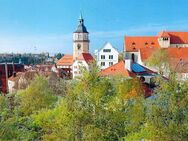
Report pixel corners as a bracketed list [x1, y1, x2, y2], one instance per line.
[131, 53, 135, 62]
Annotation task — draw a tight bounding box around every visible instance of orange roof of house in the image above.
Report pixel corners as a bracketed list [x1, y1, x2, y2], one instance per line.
[169, 58, 188, 73]
[167, 32, 188, 44]
[167, 48, 188, 59]
[125, 36, 160, 52]
[140, 47, 188, 73]
[77, 53, 94, 64]
[99, 61, 135, 77]
[140, 47, 188, 62]
[125, 31, 188, 52]
[56, 54, 73, 66]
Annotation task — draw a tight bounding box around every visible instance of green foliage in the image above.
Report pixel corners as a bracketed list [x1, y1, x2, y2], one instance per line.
[0, 63, 188, 140]
[15, 75, 58, 116]
[146, 48, 169, 75]
[55, 53, 63, 60]
[31, 71, 145, 140]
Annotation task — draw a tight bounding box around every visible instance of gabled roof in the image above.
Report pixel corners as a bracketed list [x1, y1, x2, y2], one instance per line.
[99, 61, 135, 77]
[77, 53, 94, 64]
[167, 32, 188, 44]
[125, 36, 160, 52]
[56, 55, 73, 66]
[97, 42, 119, 53]
[125, 31, 188, 52]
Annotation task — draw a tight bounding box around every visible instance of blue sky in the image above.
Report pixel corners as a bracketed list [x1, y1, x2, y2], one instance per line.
[0, 0, 188, 55]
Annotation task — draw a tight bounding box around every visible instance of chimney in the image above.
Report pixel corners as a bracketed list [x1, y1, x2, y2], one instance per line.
[125, 59, 132, 72]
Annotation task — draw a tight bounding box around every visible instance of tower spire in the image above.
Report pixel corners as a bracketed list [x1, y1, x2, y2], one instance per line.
[79, 11, 84, 23]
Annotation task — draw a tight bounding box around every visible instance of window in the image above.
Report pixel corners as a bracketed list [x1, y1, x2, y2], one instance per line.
[77, 44, 81, 50]
[163, 37, 169, 41]
[101, 55, 105, 59]
[109, 62, 113, 66]
[74, 66, 77, 69]
[109, 55, 113, 59]
[103, 49, 111, 52]
[101, 62, 105, 66]
[131, 53, 135, 62]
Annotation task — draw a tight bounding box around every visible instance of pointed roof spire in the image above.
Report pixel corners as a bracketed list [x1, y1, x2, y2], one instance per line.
[74, 11, 88, 33]
[79, 11, 84, 23]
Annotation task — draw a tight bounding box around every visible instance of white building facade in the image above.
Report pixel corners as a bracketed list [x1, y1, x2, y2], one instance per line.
[95, 42, 119, 70]
[72, 53, 93, 79]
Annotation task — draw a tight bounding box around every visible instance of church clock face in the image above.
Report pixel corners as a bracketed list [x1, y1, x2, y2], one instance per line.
[77, 44, 81, 50]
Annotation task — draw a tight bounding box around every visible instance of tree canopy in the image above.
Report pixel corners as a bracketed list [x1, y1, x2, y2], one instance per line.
[0, 63, 188, 140]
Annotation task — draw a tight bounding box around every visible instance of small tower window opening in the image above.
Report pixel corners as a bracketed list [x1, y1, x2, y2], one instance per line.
[163, 37, 168, 41]
[131, 53, 135, 62]
[77, 44, 81, 50]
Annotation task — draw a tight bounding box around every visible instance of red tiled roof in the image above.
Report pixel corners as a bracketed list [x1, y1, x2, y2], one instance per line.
[125, 36, 160, 52]
[56, 54, 73, 66]
[169, 58, 188, 73]
[167, 32, 188, 44]
[125, 31, 188, 52]
[77, 53, 94, 64]
[140, 47, 188, 61]
[167, 48, 188, 59]
[99, 61, 135, 77]
[140, 47, 188, 73]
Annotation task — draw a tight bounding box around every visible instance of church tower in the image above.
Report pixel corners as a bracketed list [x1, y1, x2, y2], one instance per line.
[73, 14, 90, 60]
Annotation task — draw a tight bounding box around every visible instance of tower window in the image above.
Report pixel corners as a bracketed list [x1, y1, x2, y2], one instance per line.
[101, 55, 105, 59]
[77, 44, 81, 50]
[163, 38, 169, 41]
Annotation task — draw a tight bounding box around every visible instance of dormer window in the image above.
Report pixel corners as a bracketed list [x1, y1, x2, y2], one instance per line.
[145, 42, 148, 45]
[151, 42, 155, 45]
[132, 42, 136, 45]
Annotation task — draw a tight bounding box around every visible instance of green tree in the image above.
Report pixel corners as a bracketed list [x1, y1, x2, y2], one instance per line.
[146, 48, 169, 75]
[16, 75, 57, 116]
[31, 64, 146, 140]
[126, 74, 188, 141]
